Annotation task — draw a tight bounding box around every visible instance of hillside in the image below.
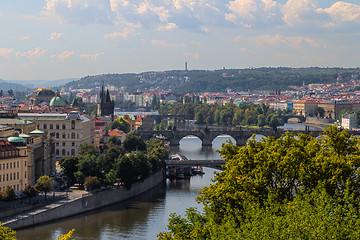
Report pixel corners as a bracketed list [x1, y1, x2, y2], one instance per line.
[63, 67, 360, 93]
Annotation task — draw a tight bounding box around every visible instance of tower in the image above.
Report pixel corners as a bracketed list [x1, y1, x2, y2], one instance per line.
[97, 83, 115, 121]
[185, 62, 188, 71]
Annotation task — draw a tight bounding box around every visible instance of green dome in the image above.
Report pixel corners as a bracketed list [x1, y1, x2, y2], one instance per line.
[49, 96, 67, 107]
[19, 134, 31, 138]
[8, 136, 26, 146]
[30, 130, 44, 134]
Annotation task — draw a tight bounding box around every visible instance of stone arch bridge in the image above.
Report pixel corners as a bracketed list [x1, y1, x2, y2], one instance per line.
[137, 128, 356, 147]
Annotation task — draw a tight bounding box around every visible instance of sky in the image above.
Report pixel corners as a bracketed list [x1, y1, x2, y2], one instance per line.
[0, 0, 360, 80]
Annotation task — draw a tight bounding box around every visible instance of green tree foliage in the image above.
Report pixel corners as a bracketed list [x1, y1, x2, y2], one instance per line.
[78, 142, 98, 156]
[60, 131, 168, 190]
[0, 223, 16, 240]
[35, 176, 54, 199]
[122, 132, 146, 152]
[0, 186, 16, 201]
[158, 126, 360, 239]
[107, 117, 131, 133]
[59, 156, 79, 186]
[23, 184, 38, 198]
[84, 176, 101, 191]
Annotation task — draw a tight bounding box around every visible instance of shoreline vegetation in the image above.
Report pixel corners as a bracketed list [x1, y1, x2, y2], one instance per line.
[158, 126, 360, 239]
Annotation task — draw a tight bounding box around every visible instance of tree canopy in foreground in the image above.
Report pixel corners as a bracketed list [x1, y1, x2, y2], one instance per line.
[158, 126, 360, 239]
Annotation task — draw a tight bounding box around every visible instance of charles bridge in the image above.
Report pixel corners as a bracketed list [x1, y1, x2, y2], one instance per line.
[137, 128, 360, 147]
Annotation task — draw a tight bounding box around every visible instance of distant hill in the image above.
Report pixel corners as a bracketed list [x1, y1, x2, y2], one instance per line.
[8, 78, 79, 89]
[62, 67, 360, 93]
[0, 79, 28, 91]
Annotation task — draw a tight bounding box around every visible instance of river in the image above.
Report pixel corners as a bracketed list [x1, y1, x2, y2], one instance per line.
[16, 123, 318, 240]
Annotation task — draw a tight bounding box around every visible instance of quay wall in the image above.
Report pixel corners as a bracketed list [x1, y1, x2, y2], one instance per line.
[305, 117, 335, 125]
[5, 171, 165, 230]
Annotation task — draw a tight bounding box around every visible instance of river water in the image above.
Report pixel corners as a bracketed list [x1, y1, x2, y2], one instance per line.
[16, 123, 317, 240]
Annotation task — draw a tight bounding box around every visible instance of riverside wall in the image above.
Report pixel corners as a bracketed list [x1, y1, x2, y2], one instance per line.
[4, 171, 165, 230]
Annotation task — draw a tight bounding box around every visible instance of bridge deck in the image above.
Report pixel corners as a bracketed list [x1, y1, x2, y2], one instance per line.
[166, 159, 225, 166]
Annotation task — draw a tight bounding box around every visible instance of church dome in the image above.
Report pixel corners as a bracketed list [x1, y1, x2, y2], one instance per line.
[8, 136, 26, 146]
[50, 96, 67, 107]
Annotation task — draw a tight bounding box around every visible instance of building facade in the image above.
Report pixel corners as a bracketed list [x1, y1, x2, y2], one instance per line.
[19, 111, 95, 160]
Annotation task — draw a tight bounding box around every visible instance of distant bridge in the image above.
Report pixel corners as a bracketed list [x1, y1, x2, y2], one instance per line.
[277, 115, 306, 123]
[166, 159, 225, 167]
[137, 128, 333, 146]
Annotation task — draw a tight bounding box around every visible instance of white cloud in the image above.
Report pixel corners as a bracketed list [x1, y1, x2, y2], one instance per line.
[104, 28, 139, 40]
[151, 39, 185, 48]
[49, 32, 63, 40]
[16, 47, 47, 59]
[0, 48, 14, 58]
[157, 22, 178, 31]
[79, 52, 104, 62]
[183, 52, 199, 60]
[42, 0, 115, 24]
[31, 0, 360, 32]
[322, 1, 360, 27]
[225, 0, 282, 27]
[51, 50, 75, 61]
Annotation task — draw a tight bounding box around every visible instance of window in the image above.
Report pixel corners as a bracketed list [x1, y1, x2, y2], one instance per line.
[72, 142, 75, 146]
[25, 161, 26, 166]
[71, 133, 75, 139]
[62, 142, 65, 146]
[17, 185, 19, 191]
[56, 133, 59, 138]
[44, 123, 47, 129]
[77, 134, 79, 139]
[56, 123, 59, 129]
[17, 162, 19, 168]
[10, 163, 12, 169]
[62, 149, 66, 156]
[56, 149, 59, 155]
[71, 149, 75, 155]
[50, 123, 53, 129]
[71, 120, 75, 129]
[56, 142, 59, 146]
[10, 174, 12, 181]
[13, 173, 15, 180]
[24, 171, 26, 178]
[62, 133, 66, 139]
[17, 172, 19, 179]
[67, 151, 70, 156]
[0, 164, 1, 170]
[7, 163, 8, 169]
[62, 124, 66, 129]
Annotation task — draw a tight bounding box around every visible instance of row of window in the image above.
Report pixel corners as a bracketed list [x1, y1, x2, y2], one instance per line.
[54, 132, 79, 139]
[56, 142, 76, 147]
[0, 171, 24, 182]
[43, 120, 76, 130]
[0, 161, 25, 171]
[55, 149, 76, 156]
[0, 150, 20, 159]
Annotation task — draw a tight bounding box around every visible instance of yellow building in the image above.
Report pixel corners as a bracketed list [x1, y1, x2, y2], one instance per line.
[19, 111, 95, 159]
[0, 132, 55, 195]
[293, 100, 318, 117]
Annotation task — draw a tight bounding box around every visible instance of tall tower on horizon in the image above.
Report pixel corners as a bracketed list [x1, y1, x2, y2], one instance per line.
[185, 62, 188, 71]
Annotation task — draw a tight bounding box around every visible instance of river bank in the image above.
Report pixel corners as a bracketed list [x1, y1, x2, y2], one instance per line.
[2, 171, 165, 230]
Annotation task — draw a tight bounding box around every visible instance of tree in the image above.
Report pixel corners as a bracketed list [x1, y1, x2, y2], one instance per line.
[0, 186, 15, 201]
[78, 142, 98, 156]
[116, 154, 137, 189]
[122, 132, 146, 152]
[35, 175, 54, 199]
[84, 176, 101, 191]
[158, 126, 360, 239]
[59, 156, 79, 186]
[0, 223, 16, 240]
[313, 106, 325, 118]
[24, 184, 38, 198]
